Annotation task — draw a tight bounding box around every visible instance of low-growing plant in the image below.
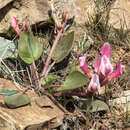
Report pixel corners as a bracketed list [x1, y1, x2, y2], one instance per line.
[11, 9, 74, 91]
[57, 42, 123, 93]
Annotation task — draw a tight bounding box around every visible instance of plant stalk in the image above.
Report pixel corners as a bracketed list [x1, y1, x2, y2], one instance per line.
[30, 61, 39, 89]
[39, 29, 63, 86]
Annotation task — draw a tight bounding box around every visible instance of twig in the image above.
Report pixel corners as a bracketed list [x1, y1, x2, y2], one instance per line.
[45, 61, 56, 77]
[0, 44, 23, 90]
[45, 92, 68, 113]
[26, 66, 33, 87]
[39, 29, 63, 86]
[0, 59, 23, 91]
[30, 61, 40, 90]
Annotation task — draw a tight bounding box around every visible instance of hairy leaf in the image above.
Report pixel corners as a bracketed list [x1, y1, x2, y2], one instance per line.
[42, 74, 60, 87]
[57, 71, 88, 92]
[52, 31, 74, 63]
[18, 32, 43, 64]
[4, 94, 31, 108]
[0, 37, 17, 59]
[80, 98, 109, 112]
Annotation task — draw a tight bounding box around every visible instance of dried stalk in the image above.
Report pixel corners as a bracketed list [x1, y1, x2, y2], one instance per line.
[30, 61, 40, 89]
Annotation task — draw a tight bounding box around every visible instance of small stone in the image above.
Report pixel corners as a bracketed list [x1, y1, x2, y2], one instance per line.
[35, 96, 54, 108]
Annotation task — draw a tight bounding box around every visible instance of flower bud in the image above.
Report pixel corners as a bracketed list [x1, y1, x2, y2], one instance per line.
[11, 17, 21, 36]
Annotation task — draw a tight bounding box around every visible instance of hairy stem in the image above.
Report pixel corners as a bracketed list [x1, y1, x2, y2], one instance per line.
[39, 29, 63, 86]
[53, 92, 91, 97]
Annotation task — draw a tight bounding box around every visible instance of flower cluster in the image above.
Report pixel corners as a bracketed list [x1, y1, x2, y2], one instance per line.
[79, 43, 123, 93]
[11, 17, 30, 36]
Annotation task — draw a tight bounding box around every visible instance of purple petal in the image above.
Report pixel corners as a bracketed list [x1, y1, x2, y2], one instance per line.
[100, 42, 111, 58]
[79, 54, 89, 73]
[11, 17, 18, 28]
[93, 55, 101, 73]
[88, 74, 100, 93]
[108, 61, 123, 80]
[79, 54, 92, 78]
[100, 55, 113, 76]
[11, 17, 21, 36]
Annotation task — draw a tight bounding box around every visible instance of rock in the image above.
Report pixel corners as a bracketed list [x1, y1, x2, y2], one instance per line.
[49, 0, 96, 42]
[0, 0, 96, 34]
[1, 0, 129, 37]
[109, 0, 130, 29]
[0, 78, 64, 129]
[109, 90, 130, 113]
[52, 0, 95, 25]
[0, 0, 14, 9]
[52, 0, 130, 30]
[0, 0, 50, 34]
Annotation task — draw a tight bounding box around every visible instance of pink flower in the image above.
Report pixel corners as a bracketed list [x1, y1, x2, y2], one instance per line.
[99, 55, 113, 76]
[101, 61, 123, 86]
[79, 54, 92, 78]
[100, 42, 111, 58]
[79, 42, 123, 93]
[93, 55, 101, 73]
[11, 17, 21, 36]
[108, 61, 123, 80]
[99, 43, 113, 76]
[88, 74, 100, 93]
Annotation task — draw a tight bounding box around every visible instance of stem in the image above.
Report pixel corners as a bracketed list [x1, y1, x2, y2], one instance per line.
[30, 61, 39, 89]
[53, 92, 90, 97]
[45, 61, 56, 77]
[101, 78, 110, 86]
[39, 29, 63, 86]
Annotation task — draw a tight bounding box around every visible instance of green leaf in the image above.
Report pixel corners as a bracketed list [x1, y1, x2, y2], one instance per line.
[68, 60, 78, 73]
[4, 94, 31, 108]
[42, 74, 60, 87]
[18, 32, 43, 64]
[52, 31, 74, 63]
[79, 99, 109, 112]
[0, 90, 19, 96]
[57, 71, 88, 92]
[0, 37, 18, 59]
